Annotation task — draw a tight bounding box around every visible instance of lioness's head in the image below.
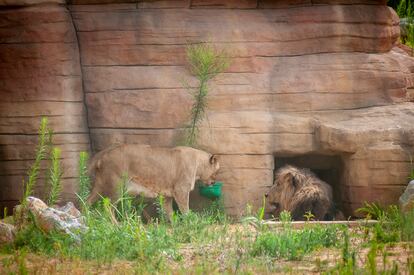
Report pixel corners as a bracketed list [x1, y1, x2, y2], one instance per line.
[199, 155, 220, 185]
[265, 165, 301, 216]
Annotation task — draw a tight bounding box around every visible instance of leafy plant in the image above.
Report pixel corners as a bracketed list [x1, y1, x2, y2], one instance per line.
[396, 0, 414, 18]
[183, 43, 230, 146]
[303, 211, 315, 222]
[279, 210, 292, 223]
[21, 117, 50, 206]
[356, 201, 389, 220]
[46, 147, 63, 206]
[395, 0, 414, 53]
[408, 155, 414, 181]
[155, 195, 167, 223]
[77, 151, 91, 211]
[115, 173, 135, 221]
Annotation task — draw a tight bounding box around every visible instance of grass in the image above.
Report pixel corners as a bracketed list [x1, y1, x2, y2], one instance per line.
[3, 198, 413, 274]
[2, 198, 414, 274]
[251, 224, 344, 260]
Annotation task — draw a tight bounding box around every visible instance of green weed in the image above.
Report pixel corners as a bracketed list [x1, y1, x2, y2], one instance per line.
[46, 147, 63, 206]
[21, 117, 50, 207]
[183, 43, 230, 146]
[77, 151, 91, 212]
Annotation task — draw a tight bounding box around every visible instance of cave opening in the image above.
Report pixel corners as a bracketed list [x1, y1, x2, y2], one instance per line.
[274, 154, 345, 217]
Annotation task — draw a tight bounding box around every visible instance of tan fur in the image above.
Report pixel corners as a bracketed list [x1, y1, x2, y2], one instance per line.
[265, 165, 333, 221]
[87, 144, 220, 218]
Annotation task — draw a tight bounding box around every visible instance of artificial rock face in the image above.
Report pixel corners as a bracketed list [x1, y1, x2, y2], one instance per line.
[1, 0, 414, 216]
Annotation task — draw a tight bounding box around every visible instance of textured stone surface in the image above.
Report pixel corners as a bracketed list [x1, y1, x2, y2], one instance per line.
[0, 0, 63, 6]
[0, 5, 90, 209]
[0, 222, 15, 246]
[26, 197, 86, 239]
[1, 1, 414, 217]
[69, 1, 412, 217]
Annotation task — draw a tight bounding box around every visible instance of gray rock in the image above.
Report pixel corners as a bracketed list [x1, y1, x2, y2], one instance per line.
[57, 202, 82, 219]
[0, 222, 16, 246]
[399, 180, 414, 212]
[26, 197, 87, 241]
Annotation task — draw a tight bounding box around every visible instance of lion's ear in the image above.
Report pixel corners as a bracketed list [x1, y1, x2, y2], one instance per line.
[292, 175, 297, 188]
[284, 172, 295, 187]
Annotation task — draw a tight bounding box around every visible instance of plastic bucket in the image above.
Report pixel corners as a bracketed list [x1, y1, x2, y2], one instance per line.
[199, 181, 223, 199]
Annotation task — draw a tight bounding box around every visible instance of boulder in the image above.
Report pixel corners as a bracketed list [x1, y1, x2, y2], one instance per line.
[26, 197, 86, 240]
[0, 222, 16, 246]
[399, 180, 414, 213]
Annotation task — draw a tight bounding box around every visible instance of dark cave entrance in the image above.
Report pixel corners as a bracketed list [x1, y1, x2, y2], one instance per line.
[274, 154, 345, 215]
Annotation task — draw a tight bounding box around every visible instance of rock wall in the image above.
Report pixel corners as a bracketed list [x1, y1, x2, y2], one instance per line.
[1, 0, 414, 216]
[0, 4, 90, 212]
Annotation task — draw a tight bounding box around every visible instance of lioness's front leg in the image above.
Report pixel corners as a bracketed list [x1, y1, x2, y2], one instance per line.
[163, 197, 174, 220]
[174, 191, 189, 214]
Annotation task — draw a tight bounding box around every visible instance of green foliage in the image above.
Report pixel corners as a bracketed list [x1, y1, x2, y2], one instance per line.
[408, 155, 414, 181]
[303, 211, 315, 221]
[7, 200, 414, 273]
[399, 208, 414, 241]
[21, 117, 50, 206]
[357, 202, 414, 243]
[155, 194, 167, 223]
[326, 232, 405, 275]
[356, 202, 387, 220]
[279, 210, 292, 223]
[251, 223, 343, 260]
[395, 0, 414, 52]
[115, 173, 136, 220]
[183, 43, 230, 146]
[396, 0, 414, 18]
[46, 147, 63, 206]
[257, 196, 266, 222]
[11, 195, 230, 270]
[334, 229, 357, 275]
[77, 151, 91, 211]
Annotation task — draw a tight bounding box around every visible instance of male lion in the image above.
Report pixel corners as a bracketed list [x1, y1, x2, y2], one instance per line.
[87, 144, 220, 218]
[265, 165, 334, 221]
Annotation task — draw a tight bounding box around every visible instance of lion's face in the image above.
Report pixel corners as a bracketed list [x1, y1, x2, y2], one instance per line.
[265, 166, 297, 217]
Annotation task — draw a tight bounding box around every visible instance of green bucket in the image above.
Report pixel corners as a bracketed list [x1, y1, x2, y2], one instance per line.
[199, 181, 223, 199]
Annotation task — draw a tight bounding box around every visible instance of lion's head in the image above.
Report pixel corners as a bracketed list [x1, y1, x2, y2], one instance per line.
[265, 165, 305, 217]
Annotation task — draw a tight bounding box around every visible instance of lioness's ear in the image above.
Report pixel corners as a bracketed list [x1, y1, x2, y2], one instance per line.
[210, 155, 218, 165]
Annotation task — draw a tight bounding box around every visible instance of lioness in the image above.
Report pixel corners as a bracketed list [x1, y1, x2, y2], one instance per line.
[265, 165, 334, 221]
[87, 144, 220, 217]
